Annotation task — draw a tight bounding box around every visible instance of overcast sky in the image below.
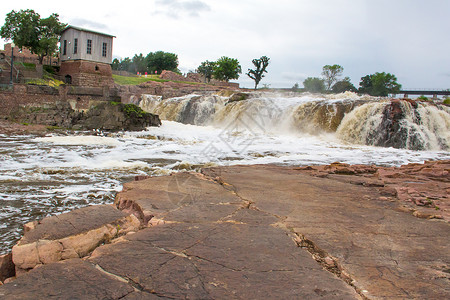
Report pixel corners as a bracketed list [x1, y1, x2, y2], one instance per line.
[1, 0, 449, 89]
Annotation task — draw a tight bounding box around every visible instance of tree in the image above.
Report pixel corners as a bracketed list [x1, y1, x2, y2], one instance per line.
[213, 56, 242, 82]
[331, 77, 357, 93]
[120, 57, 133, 72]
[37, 14, 66, 64]
[132, 53, 147, 73]
[196, 60, 216, 83]
[112, 57, 133, 72]
[1, 9, 66, 64]
[146, 51, 178, 74]
[246, 56, 270, 89]
[322, 64, 344, 91]
[358, 72, 402, 96]
[303, 77, 326, 93]
[112, 58, 120, 70]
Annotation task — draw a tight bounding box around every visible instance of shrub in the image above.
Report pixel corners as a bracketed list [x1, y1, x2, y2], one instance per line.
[43, 65, 59, 74]
[122, 104, 146, 118]
[417, 95, 429, 101]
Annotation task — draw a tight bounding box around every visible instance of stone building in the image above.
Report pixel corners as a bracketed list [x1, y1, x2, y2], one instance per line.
[59, 26, 115, 87]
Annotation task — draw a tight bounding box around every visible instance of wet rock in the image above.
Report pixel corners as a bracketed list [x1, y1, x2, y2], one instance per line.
[226, 92, 251, 103]
[367, 99, 426, 150]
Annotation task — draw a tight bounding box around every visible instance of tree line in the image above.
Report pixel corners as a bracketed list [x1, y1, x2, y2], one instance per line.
[297, 64, 402, 97]
[113, 53, 270, 89]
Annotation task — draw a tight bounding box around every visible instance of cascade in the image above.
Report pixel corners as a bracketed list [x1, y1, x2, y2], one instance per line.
[139, 92, 450, 151]
[337, 100, 450, 150]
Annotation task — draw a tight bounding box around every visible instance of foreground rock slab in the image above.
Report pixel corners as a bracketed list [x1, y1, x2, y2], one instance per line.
[1, 162, 449, 299]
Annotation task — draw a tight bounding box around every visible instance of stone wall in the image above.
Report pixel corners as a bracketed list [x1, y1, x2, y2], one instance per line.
[2, 43, 37, 61]
[59, 61, 114, 87]
[0, 84, 118, 120]
[1, 43, 57, 66]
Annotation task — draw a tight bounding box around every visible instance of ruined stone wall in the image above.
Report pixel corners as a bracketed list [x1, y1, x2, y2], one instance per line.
[2, 44, 38, 60]
[0, 87, 60, 119]
[0, 84, 119, 120]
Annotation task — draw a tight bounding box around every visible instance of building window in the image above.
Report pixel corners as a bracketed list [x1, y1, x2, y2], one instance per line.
[63, 40, 67, 55]
[87, 39, 92, 54]
[73, 38, 78, 54]
[102, 42, 107, 57]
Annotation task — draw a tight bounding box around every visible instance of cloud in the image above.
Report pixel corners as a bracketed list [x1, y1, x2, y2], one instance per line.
[154, 0, 211, 18]
[281, 72, 309, 83]
[70, 18, 109, 31]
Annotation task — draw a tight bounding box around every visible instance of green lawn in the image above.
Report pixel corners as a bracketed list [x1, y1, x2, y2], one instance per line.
[14, 62, 36, 70]
[112, 74, 204, 86]
[112, 74, 168, 85]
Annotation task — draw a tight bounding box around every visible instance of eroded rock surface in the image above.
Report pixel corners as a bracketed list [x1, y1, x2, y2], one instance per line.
[1, 162, 449, 299]
[295, 160, 450, 221]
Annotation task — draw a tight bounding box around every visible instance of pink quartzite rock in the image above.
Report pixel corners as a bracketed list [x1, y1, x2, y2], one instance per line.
[1, 163, 448, 299]
[12, 205, 141, 275]
[295, 160, 449, 221]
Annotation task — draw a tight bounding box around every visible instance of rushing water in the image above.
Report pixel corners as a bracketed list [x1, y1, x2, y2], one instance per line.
[1, 91, 449, 254]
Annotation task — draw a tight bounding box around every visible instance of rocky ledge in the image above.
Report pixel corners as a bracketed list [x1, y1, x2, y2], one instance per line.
[5, 100, 161, 133]
[0, 160, 448, 299]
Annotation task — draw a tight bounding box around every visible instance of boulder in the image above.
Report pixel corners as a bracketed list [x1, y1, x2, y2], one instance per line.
[79, 102, 161, 131]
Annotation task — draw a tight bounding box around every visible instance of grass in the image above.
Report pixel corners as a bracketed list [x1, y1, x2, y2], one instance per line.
[112, 74, 168, 85]
[14, 62, 36, 70]
[112, 74, 204, 86]
[26, 75, 64, 87]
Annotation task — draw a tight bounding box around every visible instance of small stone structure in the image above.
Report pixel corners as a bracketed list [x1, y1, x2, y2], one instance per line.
[59, 26, 115, 87]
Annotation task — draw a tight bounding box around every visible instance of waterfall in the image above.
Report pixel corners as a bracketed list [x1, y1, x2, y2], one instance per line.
[337, 101, 450, 150]
[140, 94, 226, 125]
[139, 92, 450, 151]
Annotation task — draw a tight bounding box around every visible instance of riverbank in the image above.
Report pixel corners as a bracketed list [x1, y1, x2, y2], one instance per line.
[1, 160, 448, 299]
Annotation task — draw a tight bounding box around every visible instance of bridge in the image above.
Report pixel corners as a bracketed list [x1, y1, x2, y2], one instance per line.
[398, 89, 450, 98]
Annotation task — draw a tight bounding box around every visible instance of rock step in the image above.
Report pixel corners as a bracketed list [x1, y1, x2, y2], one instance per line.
[12, 204, 141, 274]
